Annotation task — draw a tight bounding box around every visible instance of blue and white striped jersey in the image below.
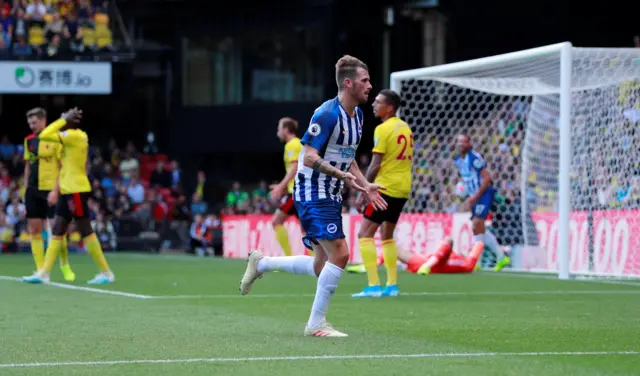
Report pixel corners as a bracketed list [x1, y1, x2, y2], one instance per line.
[294, 97, 363, 203]
[454, 148, 488, 196]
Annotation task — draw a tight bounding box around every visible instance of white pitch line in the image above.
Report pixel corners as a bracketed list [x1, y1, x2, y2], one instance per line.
[484, 272, 640, 286]
[1, 350, 638, 369]
[0, 275, 152, 299]
[152, 289, 640, 299]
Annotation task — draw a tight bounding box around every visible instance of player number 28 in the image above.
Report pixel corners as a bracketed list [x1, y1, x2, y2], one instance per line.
[396, 134, 414, 160]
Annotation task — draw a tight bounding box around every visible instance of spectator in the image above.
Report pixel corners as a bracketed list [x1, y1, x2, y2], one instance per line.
[0, 136, 15, 161]
[143, 131, 158, 155]
[92, 212, 116, 250]
[59, 0, 75, 18]
[116, 194, 131, 217]
[0, 37, 7, 58]
[0, 1, 9, 16]
[0, 21, 9, 46]
[12, 35, 32, 57]
[190, 193, 208, 216]
[195, 171, 206, 199]
[170, 160, 181, 187]
[101, 164, 116, 197]
[25, 0, 46, 23]
[131, 201, 153, 232]
[252, 180, 268, 200]
[119, 151, 139, 181]
[44, 13, 64, 40]
[8, 154, 24, 179]
[94, 0, 109, 14]
[150, 160, 171, 188]
[44, 33, 65, 59]
[152, 192, 168, 227]
[171, 194, 190, 249]
[76, 0, 92, 26]
[12, 8, 27, 40]
[126, 175, 145, 205]
[5, 196, 26, 234]
[63, 11, 82, 52]
[189, 214, 212, 256]
[226, 181, 249, 214]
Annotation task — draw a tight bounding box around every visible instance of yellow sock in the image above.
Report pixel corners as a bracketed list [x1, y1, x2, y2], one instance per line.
[359, 238, 380, 286]
[382, 239, 398, 286]
[84, 233, 110, 272]
[30, 234, 45, 270]
[42, 236, 63, 273]
[59, 236, 69, 266]
[274, 224, 292, 256]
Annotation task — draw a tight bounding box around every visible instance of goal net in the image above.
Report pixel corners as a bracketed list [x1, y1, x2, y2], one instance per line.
[391, 42, 640, 279]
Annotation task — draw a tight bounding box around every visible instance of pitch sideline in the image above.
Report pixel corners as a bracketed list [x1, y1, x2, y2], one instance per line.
[1, 350, 639, 369]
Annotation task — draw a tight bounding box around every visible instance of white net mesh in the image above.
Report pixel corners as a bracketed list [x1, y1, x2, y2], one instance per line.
[395, 45, 640, 277]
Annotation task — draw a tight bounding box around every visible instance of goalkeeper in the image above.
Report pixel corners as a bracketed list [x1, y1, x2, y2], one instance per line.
[347, 237, 485, 275]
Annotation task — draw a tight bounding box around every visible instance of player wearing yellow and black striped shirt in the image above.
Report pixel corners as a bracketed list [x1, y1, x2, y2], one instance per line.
[22, 107, 75, 282]
[23, 107, 115, 286]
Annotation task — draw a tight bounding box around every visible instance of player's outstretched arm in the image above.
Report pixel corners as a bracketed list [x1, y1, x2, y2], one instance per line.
[349, 161, 387, 211]
[348, 161, 370, 189]
[38, 118, 67, 142]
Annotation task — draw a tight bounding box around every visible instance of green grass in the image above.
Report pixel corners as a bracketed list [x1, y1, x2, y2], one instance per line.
[1, 252, 639, 375]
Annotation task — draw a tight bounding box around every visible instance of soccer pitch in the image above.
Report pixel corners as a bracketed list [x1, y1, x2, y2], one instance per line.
[1, 253, 639, 376]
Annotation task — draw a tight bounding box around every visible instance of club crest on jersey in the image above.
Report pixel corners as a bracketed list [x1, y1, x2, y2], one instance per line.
[326, 223, 337, 234]
[309, 123, 321, 136]
[473, 158, 484, 169]
[357, 124, 362, 137]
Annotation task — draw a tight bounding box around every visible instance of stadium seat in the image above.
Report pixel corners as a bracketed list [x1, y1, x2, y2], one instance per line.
[95, 28, 112, 49]
[81, 26, 96, 48]
[28, 26, 45, 46]
[157, 188, 172, 199]
[140, 155, 155, 165]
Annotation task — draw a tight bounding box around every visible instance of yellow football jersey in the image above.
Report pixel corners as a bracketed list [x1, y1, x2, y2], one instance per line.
[284, 137, 302, 194]
[39, 119, 91, 194]
[372, 117, 414, 199]
[23, 133, 62, 191]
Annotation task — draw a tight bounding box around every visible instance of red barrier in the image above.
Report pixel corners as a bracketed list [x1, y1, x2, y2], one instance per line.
[222, 210, 640, 277]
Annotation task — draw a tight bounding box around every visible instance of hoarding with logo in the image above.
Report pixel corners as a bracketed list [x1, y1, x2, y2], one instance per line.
[0, 62, 111, 94]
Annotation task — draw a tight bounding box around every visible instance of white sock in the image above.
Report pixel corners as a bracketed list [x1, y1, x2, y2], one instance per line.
[483, 231, 504, 257]
[307, 262, 343, 329]
[257, 256, 316, 276]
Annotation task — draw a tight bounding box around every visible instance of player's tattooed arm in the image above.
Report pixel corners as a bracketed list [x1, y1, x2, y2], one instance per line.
[303, 146, 344, 179]
[311, 157, 345, 179]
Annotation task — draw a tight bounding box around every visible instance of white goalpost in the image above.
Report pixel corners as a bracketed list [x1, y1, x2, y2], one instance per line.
[391, 42, 640, 279]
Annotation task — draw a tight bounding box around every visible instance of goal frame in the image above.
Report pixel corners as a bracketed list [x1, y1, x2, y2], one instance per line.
[390, 42, 573, 280]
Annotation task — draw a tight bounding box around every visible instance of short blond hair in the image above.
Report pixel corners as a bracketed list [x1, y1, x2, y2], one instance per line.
[279, 117, 299, 134]
[335, 55, 368, 90]
[26, 107, 46, 119]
